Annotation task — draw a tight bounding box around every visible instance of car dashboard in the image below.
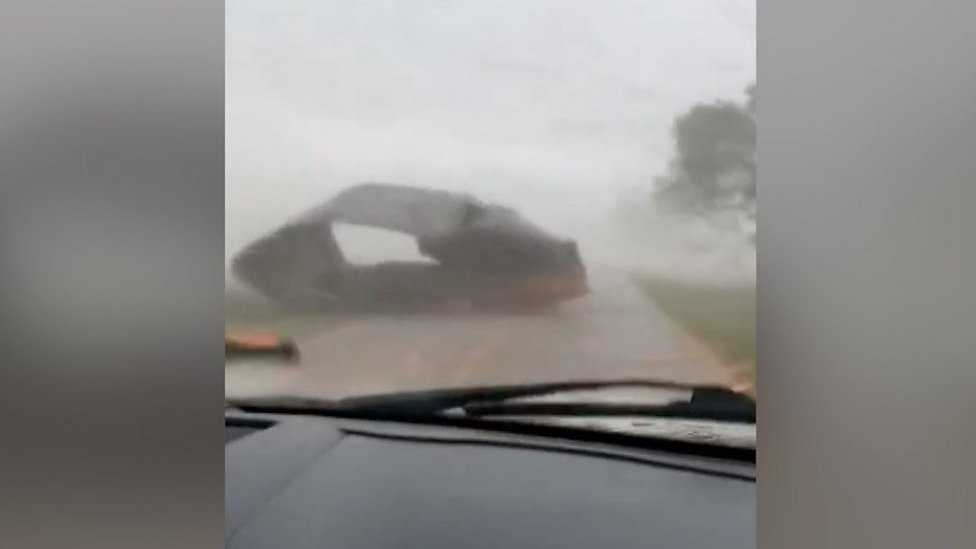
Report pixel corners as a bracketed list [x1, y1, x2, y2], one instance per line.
[226, 410, 755, 549]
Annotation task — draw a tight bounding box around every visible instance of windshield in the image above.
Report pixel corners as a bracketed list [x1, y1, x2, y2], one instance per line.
[225, 0, 756, 437]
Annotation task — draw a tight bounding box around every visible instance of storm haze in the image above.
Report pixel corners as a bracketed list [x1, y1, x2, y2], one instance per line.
[226, 0, 756, 282]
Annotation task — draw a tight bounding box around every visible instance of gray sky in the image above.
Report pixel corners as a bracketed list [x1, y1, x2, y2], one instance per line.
[226, 0, 755, 257]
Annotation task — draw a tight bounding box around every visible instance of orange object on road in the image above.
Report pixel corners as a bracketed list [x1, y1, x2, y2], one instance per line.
[227, 333, 285, 348]
[226, 332, 299, 362]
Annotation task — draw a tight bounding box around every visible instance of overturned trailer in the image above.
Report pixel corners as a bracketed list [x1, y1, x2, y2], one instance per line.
[231, 183, 589, 311]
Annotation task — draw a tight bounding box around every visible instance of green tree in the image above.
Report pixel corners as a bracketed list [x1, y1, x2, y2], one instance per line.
[655, 83, 756, 221]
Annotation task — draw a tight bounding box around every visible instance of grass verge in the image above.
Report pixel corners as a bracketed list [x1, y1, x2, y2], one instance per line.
[636, 276, 755, 383]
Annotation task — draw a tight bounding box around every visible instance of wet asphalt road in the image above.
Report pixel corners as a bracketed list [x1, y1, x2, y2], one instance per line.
[225, 268, 736, 400]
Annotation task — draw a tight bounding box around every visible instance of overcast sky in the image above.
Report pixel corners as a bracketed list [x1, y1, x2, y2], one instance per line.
[226, 0, 755, 255]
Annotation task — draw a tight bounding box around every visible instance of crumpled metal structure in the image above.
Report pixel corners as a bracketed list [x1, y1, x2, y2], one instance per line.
[231, 183, 588, 311]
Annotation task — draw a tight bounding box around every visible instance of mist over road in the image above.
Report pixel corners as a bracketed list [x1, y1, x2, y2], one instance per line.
[225, 265, 735, 400]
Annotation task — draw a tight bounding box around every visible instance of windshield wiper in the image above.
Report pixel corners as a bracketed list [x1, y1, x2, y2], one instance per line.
[227, 379, 755, 424]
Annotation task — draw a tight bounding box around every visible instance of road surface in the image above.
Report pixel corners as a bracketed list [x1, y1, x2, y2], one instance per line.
[225, 267, 738, 400]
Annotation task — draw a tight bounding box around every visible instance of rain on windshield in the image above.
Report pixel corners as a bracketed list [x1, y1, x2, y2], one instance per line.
[225, 0, 756, 405]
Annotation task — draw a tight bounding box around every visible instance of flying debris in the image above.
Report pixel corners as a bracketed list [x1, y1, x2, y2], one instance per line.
[231, 183, 589, 311]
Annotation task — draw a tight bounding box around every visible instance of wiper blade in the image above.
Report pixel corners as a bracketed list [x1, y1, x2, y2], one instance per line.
[461, 390, 754, 424]
[228, 379, 755, 424]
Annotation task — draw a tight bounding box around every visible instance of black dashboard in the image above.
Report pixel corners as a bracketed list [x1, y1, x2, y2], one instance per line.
[226, 411, 755, 548]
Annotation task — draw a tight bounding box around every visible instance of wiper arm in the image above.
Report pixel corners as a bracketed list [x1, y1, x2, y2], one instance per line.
[460, 388, 755, 424]
[228, 379, 755, 424]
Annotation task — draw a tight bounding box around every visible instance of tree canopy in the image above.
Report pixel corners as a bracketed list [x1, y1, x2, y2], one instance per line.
[655, 83, 756, 220]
